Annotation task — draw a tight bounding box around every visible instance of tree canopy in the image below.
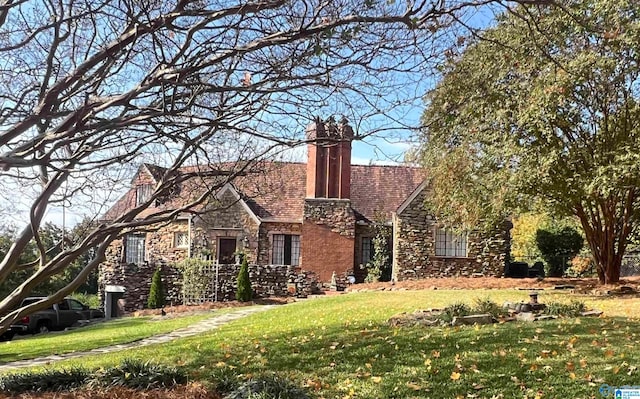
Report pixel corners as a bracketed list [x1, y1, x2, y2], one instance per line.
[0, 0, 555, 333]
[420, 0, 640, 283]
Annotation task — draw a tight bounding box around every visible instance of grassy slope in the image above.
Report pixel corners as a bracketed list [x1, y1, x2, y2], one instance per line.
[0, 311, 225, 363]
[34, 290, 640, 399]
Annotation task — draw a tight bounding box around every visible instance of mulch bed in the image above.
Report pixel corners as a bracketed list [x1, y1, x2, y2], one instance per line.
[348, 276, 640, 292]
[0, 384, 219, 399]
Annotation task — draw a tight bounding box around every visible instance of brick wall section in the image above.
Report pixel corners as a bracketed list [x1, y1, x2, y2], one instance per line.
[392, 188, 511, 281]
[301, 198, 355, 283]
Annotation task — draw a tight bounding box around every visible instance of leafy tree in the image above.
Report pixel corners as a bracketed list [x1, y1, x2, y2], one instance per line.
[511, 213, 551, 261]
[420, 0, 640, 283]
[364, 225, 391, 283]
[0, 0, 553, 335]
[0, 223, 64, 297]
[535, 227, 584, 277]
[236, 257, 252, 302]
[147, 268, 165, 309]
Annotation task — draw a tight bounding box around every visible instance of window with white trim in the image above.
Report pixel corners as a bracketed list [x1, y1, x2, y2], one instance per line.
[125, 234, 146, 264]
[174, 232, 189, 248]
[272, 234, 300, 266]
[435, 228, 467, 257]
[136, 184, 153, 206]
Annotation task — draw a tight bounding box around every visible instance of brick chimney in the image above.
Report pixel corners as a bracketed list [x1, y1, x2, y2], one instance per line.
[305, 116, 354, 199]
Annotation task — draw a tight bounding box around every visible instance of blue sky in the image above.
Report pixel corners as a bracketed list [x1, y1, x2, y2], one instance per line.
[13, 4, 501, 229]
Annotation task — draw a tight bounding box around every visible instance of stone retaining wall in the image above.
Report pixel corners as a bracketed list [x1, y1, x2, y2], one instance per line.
[100, 261, 319, 312]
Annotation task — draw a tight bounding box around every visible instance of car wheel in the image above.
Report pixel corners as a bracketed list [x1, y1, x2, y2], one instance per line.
[0, 332, 14, 341]
[37, 322, 50, 334]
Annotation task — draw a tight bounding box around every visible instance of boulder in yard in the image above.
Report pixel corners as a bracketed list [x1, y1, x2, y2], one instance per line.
[515, 312, 535, 322]
[451, 314, 494, 326]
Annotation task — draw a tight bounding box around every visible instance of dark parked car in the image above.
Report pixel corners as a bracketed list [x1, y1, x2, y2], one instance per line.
[14, 297, 105, 334]
[0, 324, 27, 342]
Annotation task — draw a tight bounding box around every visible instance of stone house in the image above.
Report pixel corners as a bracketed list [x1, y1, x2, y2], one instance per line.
[99, 119, 510, 315]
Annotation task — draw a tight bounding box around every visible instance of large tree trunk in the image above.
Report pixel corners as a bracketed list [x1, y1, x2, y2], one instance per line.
[592, 251, 622, 284]
[579, 214, 623, 285]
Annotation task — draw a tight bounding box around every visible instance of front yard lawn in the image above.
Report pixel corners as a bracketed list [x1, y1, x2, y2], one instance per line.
[0, 311, 226, 364]
[18, 289, 640, 399]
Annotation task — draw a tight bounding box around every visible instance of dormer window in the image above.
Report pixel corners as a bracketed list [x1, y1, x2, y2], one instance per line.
[136, 184, 153, 206]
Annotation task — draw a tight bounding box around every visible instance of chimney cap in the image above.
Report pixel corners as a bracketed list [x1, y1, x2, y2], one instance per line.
[305, 116, 326, 140]
[306, 116, 354, 141]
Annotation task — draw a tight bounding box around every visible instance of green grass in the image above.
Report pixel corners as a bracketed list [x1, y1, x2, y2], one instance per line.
[0, 311, 227, 363]
[5, 289, 640, 398]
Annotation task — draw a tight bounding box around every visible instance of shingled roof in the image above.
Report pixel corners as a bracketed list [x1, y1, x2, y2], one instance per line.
[104, 161, 425, 223]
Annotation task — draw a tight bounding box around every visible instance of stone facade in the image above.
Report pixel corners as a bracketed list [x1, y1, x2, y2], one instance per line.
[195, 189, 260, 264]
[257, 222, 302, 265]
[99, 185, 318, 312]
[392, 187, 510, 280]
[301, 198, 355, 282]
[99, 226, 185, 311]
[99, 120, 513, 312]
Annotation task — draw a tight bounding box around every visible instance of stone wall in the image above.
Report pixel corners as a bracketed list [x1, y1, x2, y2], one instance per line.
[392, 187, 511, 281]
[100, 257, 319, 312]
[301, 198, 355, 281]
[180, 263, 319, 303]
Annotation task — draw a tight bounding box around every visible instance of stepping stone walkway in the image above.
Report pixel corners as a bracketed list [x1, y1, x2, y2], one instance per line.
[0, 305, 275, 372]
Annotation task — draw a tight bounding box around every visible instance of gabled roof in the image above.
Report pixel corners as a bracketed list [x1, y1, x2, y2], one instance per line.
[129, 163, 168, 185]
[215, 183, 261, 225]
[396, 181, 428, 216]
[104, 161, 425, 223]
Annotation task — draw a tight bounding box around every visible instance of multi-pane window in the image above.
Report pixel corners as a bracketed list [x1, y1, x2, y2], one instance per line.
[435, 228, 467, 257]
[125, 234, 146, 264]
[361, 237, 374, 265]
[272, 234, 300, 266]
[136, 184, 153, 206]
[174, 232, 189, 248]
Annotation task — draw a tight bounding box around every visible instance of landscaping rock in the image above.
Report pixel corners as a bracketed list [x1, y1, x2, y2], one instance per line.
[554, 285, 576, 290]
[451, 314, 494, 326]
[580, 310, 603, 317]
[534, 315, 557, 321]
[515, 312, 535, 322]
